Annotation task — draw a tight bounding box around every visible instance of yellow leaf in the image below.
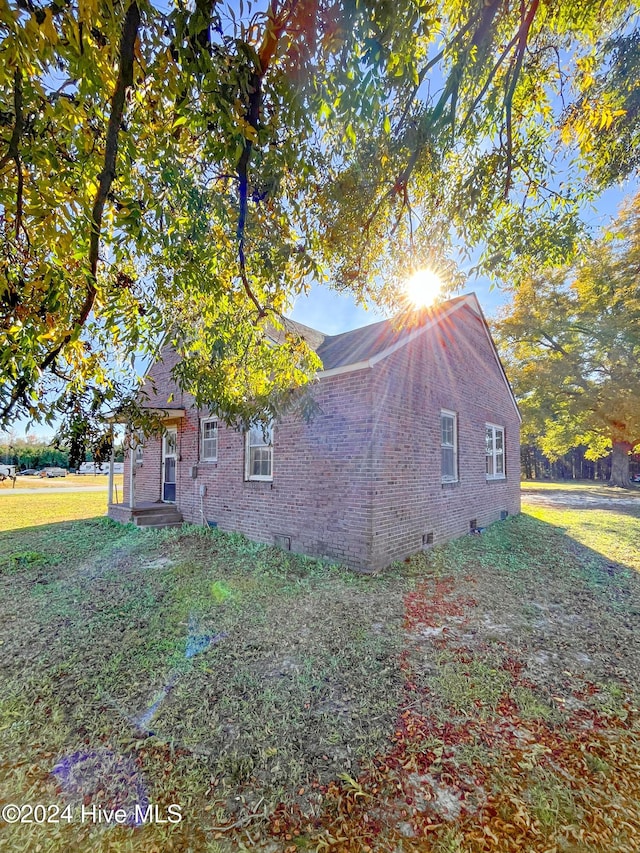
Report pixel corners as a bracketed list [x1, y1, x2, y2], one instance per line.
[41, 8, 58, 44]
[559, 124, 573, 145]
[78, 0, 99, 23]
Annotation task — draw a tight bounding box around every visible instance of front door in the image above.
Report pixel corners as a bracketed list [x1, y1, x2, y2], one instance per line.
[162, 428, 177, 502]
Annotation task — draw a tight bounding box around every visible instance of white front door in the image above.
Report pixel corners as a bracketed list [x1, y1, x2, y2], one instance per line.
[162, 428, 177, 503]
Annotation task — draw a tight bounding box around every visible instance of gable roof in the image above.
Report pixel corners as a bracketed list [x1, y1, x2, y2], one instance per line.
[315, 294, 470, 371]
[142, 293, 520, 424]
[286, 293, 521, 423]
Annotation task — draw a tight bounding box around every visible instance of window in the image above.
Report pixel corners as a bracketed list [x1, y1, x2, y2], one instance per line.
[246, 422, 273, 481]
[134, 442, 144, 465]
[441, 410, 458, 482]
[486, 424, 505, 479]
[200, 419, 218, 462]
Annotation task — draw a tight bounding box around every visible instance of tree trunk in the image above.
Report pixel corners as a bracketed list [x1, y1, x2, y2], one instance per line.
[609, 440, 633, 488]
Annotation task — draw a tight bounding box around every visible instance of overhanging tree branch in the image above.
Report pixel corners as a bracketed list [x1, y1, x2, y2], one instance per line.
[0, 69, 25, 239]
[362, 0, 504, 246]
[235, 0, 301, 320]
[0, 69, 23, 173]
[1, 1, 141, 422]
[503, 0, 541, 198]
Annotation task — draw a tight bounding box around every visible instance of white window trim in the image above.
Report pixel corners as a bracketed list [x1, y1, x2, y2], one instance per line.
[245, 422, 273, 482]
[200, 418, 218, 462]
[441, 409, 458, 484]
[486, 423, 506, 480]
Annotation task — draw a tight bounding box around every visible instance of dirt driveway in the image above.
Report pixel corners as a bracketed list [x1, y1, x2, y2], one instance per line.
[522, 483, 640, 511]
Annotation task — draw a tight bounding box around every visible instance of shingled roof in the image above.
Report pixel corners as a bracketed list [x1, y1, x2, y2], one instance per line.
[138, 292, 520, 422]
[283, 294, 471, 372]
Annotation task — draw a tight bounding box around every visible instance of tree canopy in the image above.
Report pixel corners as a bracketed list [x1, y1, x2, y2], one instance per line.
[1, 0, 639, 444]
[494, 193, 640, 487]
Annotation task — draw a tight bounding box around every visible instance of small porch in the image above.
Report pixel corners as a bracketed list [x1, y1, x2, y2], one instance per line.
[104, 406, 186, 529]
[108, 501, 184, 529]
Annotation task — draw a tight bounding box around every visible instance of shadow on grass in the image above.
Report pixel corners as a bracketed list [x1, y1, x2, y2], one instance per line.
[0, 516, 139, 573]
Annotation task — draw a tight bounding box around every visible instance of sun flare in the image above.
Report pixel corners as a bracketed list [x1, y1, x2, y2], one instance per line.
[404, 268, 444, 308]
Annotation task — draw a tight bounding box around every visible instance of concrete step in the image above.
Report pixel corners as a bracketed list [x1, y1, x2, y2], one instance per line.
[137, 521, 184, 530]
[133, 515, 182, 527]
[131, 505, 180, 516]
[134, 511, 183, 528]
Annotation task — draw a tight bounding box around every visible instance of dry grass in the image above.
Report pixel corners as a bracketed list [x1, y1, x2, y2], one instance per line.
[0, 491, 110, 531]
[1, 473, 124, 491]
[1, 487, 640, 851]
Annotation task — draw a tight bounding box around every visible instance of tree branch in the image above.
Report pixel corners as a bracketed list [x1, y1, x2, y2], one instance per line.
[89, 1, 140, 287]
[0, 69, 25, 238]
[1, 2, 141, 423]
[364, 0, 503, 245]
[536, 331, 568, 355]
[503, 0, 540, 198]
[0, 69, 23, 172]
[235, 0, 300, 319]
[457, 31, 521, 136]
[395, 17, 477, 137]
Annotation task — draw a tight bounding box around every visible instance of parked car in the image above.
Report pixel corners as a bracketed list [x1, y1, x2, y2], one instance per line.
[19, 468, 40, 476]
[39, 467, 67, 478]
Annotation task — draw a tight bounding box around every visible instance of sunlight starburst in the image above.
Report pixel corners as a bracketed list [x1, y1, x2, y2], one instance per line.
[404, 268, 444, 308]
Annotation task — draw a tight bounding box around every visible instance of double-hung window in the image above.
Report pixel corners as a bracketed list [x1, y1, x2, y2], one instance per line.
[246, 422, 273, 481]
[441, 410, 458, 483]
[486, 424, 505, 479]
[200, 419, 218, 462]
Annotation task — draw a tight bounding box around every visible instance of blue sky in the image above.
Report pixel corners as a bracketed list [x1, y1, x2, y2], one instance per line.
[10, 180, 638, 442]
[290, 180, 639, 336]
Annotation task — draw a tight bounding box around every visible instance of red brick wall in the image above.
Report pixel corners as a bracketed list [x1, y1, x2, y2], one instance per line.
[125, 364, 377, 570]
[121, 304, 520, 571]
[369, 304, 521, 568]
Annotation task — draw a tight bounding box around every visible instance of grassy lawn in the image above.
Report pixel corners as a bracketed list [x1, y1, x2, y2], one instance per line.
[1, 490, 640, 851]
[525, 504, 640, 575]
[1, 473, 124, 491]
[0, 491, 111, 532]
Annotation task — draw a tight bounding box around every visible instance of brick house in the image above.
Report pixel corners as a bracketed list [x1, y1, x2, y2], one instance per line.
[108, 293, 521, 571]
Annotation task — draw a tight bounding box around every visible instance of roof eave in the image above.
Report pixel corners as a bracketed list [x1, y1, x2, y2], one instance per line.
[105, 407, 187, 424]
[314, 293, 522, 424]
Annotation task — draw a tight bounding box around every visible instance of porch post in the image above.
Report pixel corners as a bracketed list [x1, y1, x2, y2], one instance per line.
[128, 431, 135, 509]
[107, 423, 115, 507]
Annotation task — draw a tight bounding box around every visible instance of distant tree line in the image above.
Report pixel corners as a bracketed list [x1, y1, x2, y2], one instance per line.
[521, 445, 640, 482]
[0, 433, 123, 470]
